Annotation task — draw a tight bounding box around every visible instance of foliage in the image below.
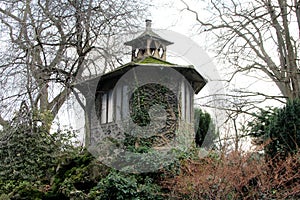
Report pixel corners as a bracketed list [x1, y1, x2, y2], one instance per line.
[162, 150, 300, 199]
[1, 119, 299, 199]
[128, 83, 178, 149]
[0, 194, 9, 200]
[45, 148, 164, 199]
[1, 106, 299, 199]
[89, 170, 163, 200]
[0, 109, 81, 198]
[130, 83, 178, 127]
[194, 108, 218, 148]
[249, 99, 300, 159]
[0, 110, 55, 182]
[0, 139, 163, 199]
[46, 149, 108, 199]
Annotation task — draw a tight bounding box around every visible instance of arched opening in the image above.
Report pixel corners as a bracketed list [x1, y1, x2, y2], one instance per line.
[134, 48, 139, 58]
[149, 40, 156, 56]
[158, 45, 164, 58]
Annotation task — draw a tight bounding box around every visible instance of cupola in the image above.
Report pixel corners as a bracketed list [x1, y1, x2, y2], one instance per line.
[124, 20, 173, 61]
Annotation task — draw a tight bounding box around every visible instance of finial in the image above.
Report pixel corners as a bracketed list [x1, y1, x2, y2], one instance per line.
[145, 19, 152, 30]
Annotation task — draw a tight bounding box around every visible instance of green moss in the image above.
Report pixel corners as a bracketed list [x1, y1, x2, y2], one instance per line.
[137, 56, 174, 65]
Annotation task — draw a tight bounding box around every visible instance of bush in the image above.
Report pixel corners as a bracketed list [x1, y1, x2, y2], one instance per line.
[194, 108, 218, 148]
[249, 99, 300, 159]
[89, 170, 163, 200]
[0, 110, 57, 182]
[161, 150, 300, 199]
[0, 109, 81, 198]
[0, 106, 163, 199]
[47, 150, 109, 198]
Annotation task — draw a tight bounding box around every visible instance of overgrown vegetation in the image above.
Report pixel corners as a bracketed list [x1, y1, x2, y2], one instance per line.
[0, 105, 299, 199]
[0, 109, 81, 199]
[0, 110, 80, 183]
[194, 108, 218, 148]
[249, 99, 300, 159]
[162, 151, 300, 199]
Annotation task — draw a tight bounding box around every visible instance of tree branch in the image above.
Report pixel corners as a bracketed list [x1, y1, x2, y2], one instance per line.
[48, 88, 71, 117]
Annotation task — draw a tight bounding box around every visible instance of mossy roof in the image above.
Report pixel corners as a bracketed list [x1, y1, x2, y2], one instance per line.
[97, 56, 206, 93]
[136, 56, 174, 65]
[75, 56, 207, 95]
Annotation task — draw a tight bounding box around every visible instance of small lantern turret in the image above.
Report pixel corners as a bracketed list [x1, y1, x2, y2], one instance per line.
[124, 20, 173, 61]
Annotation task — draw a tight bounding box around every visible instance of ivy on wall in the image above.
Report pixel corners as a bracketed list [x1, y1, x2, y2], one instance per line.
[128, 83, 178, 150]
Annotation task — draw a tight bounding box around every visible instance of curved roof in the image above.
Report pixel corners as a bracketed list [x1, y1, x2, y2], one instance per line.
[124, 20, 173, 48]
[75, 56, 207, 95]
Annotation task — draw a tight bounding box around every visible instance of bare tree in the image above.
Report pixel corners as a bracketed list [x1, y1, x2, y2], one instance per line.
[181, 0, 300, 100]
[0, 0, 147, 128]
